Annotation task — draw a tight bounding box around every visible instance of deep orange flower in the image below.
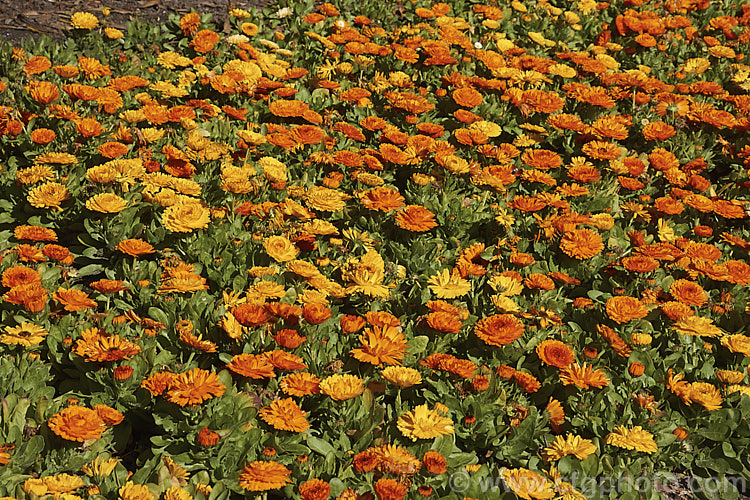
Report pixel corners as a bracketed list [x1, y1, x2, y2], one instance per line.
[197, 427, 220, 446]
[395, 205, 437, 231]
[361, 187, 405, 211]
[536, 339, 575, 368]
[48, 406, 107, 442]
[2, 266, 41, 288]
[642, 121, 675, 141]
[166, 368, 225, 406]
[522, 149, 563, 170]
[14, 225, 57, 242]
[259, 398, 310, 432]
[232, 303, 270, 327]
[116, 239, 155, 257]
[425, 311, 462, 333]
[452, 87, 482, 107]
[269, 99, 308, 117]
[299, 478, 330, 500]
[73, 328, 141, 362]
[93, 404, 124, 425]
[365, 311, 401, 327]
[42, 244, 74, 264]
[474, 314, 524, 347]
[279, 372, 321, 396]
[669, 279, 707, 306]
[559, 228, 604, 260]
[622, 255, 659, 273]
[302, 302, 332, 324]
[374, 478, 408, 500]
[341, 314, 367, 333]
[53, 287, 97, 311]
[605, 296, 648, 324]
[238, 461, 292, 491]
[274, 329, 306, 348]
[226, 353, 275, 379]
[559, 363, 610, 389]
[423, 450, 447, 474]
[264, 350, 308, 370]
[3, 282, 48, 312]
[191, 29, 220, 53]
[90, 279, 129, 294]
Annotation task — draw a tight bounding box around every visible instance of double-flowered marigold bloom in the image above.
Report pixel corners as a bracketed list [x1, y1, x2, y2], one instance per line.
[48, 406, 107, 442]
[474, 314, 524, 347]
[258, 398, 310, 432]
[165, 368, 225, 406]
[350, 325, 407, 366]
[238, 461, 292, 491]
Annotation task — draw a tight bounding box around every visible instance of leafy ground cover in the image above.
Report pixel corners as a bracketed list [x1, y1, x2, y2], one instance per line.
[0, 0, 749, 498]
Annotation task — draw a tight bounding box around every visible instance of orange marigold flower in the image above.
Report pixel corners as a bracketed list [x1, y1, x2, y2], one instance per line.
[474, 314, 524, 347]
[48, 406, 107, 442]
[374, 478, 408, 500]
[226, 353, 275, 379]
[238, 461, 292, 491]
[264, 350, 307, 370]
[116, 239, 155, 257]
[197, 427, 220, 446]
[452, 87, 483, 107]
[605, 296, 648, 324]
[166, 368, 225, 406]
[395, 205, 437, 232]
[2, 266, 41, 288]
[43, 244, 74, 264]
[341, 314, 367, 334]
[351, 325, 408, 367]
[232, 303, 270, 327]
[140, 372, 176, 396]
[642, 121, 675, 141]
[93, 404, 124, 425]
[269, 99, 308, 117]
[559, 228, 604, 260]
[259, 398, 310, 432]
[425, 311, 462, 333]
[302, 302, 331, 324]
[536, 339, 575, 368]
[280, 372, 321, 396]
[559, 363, 610, 389]
[14, 225, 57, 242]
[423, 450, 447, 474]
[669, 279, 707, 307]
[53, 287, 97, 311]
[361, 187, 405, 211]
[299, 479, 331, 500]
[90, 279, 129, 294]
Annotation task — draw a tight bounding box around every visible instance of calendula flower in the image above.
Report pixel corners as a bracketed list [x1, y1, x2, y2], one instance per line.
[1, 322, 48, 346]
[162, 201, 210, 232]
[319, 374, 364, 400]
[381, 366, 422, 387]
[397, 404, 454, 441]
[605, 426, 657, 453]
[238, 461, 292, 492]
[28, 182, 70, 210]
[427, 269, 471, 299]
[71, 12, 99, 29]
[259, 398, 310, 432]
[542, 434, 597, 461]
[351, 325, 407, 366]
[501, 468, 555, 500]
[86, 193, 127, 213]
[48, 406, 107, 442]
[165, 368, 225, 406]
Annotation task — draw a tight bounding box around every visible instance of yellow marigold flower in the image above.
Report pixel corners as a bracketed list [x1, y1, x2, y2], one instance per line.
[427, 269, 471, 299]
[82, 456, 119, 477]
[319, 374, 364, 400]
[1, 322, 48, 346]
[397, 404, 454, 441]
[162, 201, 210, 232]
[28, 182, 70, 210]
[71, 12, 99, 29]
[119, 482, 154, 500]
[542, 434, 597, 461]
[381, 366, 422, 387]
[605, 425, 657, 453]
[86, 193, 127, 213]
[501, 468, 554, 500]
[263, 235, 299, 262]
